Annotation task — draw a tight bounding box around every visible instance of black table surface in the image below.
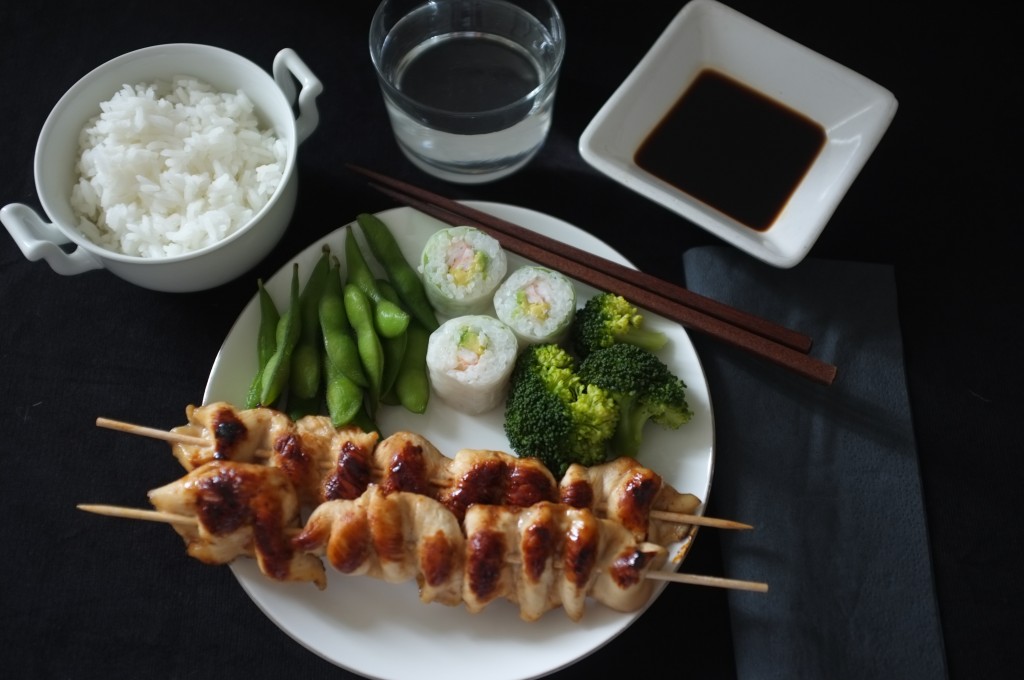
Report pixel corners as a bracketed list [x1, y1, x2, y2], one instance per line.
[1, 2, 1019, 678]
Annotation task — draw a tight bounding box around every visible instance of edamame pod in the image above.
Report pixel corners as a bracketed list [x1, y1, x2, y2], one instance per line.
[287, 390, 322, 422]
[323, 351, 363, 427]
[289, 246, 331, 400]
[349, 402, 379, 435]
[245, 365, 267, 410]
[356, 212, 439, 332]
[376, 278, 408, 399]
[394, 319, 430, 414]
[256, 279, 280, 365]
[343, 282, 384, 416]
[344, 227, 409, 339]
[320, 256, 368, 388]
[245, 278, 281, 409]
[260, 263, 302, 407]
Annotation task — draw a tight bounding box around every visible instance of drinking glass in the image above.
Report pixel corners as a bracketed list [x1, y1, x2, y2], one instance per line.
[370, 0, 565, 183]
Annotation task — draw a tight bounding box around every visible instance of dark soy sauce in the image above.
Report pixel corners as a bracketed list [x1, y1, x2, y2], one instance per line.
[634, 69, 827, 232]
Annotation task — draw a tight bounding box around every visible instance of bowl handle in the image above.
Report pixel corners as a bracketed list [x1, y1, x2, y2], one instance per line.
[273, 48, 323, 145]
[1, 203, 103, 275]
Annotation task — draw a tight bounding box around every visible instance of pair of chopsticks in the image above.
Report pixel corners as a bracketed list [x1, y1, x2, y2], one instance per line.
[347, 164, 837, 386]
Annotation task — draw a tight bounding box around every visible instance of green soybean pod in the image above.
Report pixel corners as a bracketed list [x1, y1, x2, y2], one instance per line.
[260, 263, 302, 407]
[289, 246, 332, 400]
[320, 256, 369, 388]
[343, 282, 384, 416]
[323, 349, 363, 428]
[244, 365, 267, 410]
[244, 279, 281, 408]
[376, 278, 408, 399]
[349, 401, 379, 435]
[356, 212, 439, 332]
[255, 279, 280, 365]
[287, 390, 322, 422]
[394, 319, 431, 414]
[344, 227, 409, 339]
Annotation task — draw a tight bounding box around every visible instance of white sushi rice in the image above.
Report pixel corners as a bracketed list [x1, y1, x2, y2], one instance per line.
[426, 315, 519, 415]
[70, 76, 286, 258]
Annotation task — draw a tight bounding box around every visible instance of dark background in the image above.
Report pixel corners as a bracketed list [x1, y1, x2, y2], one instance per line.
[1, 1, 1018, 678]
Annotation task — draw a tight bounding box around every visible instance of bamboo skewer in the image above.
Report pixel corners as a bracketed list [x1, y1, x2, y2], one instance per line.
[77, 504, 198, 526]
[96, 417, 207, 447]
[96, 417, 753, 531]
[347, 164, 837, 386]
[650, 510, 750, 531]
[645, 571, 768, 592]
[76, 503, 768, 593]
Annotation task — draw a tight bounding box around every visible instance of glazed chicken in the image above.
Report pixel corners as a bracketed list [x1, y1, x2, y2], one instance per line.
[294, 485, 667, 621]
[145, 461, 668, 621]
[167, 402, 701, 545]
[147, 461, 327, 589]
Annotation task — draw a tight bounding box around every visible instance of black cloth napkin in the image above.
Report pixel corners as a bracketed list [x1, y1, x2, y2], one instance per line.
[681, 246, 947, 680]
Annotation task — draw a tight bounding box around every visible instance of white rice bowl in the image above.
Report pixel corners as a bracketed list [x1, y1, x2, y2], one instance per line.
[70, 75, 286, 258]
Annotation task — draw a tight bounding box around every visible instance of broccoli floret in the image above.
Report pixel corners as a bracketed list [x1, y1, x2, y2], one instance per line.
[577, 342, 693, 458]
[570, 293, 668, 358]
[503, 344, 619, 477]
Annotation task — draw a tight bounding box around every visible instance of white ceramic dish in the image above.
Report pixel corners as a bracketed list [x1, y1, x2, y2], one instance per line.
[1, 44, 322, 292]
[203, 202, 715, 680]
[578, 0, 898, 268]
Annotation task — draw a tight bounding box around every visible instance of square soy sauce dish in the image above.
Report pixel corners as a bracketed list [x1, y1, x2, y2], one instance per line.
[579, 0, 898, 268]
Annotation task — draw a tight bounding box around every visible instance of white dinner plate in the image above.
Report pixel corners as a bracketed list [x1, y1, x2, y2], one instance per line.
[203, 202, 715, 680]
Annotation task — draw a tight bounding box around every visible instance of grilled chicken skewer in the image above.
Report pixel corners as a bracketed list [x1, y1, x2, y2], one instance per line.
[80, 460, 698, 621]
[296, 486, 669, 621]
[98, 402, 746, 548]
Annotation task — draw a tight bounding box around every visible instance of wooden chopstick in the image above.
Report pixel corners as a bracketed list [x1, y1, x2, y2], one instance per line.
[349, 166, 837, 386]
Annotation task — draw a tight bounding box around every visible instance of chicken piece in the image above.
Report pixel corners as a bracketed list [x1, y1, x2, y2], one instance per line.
[590, 524, 667, 613]
[258, 415, 325, 507]
[148, 461, 326, 589]
[560, 457, 658, 540]
[373, 431, 451, 498]
[294, 485, 465, 605]
[462, 503, 519, 615]
[559, 457, 702, 545]
[513, 502, 560, 621]
[169, 402, 289, 469]
[295, 416, 380, 503]
[407, 493, 465, 606]
[553, 505, 603, 621]
[441, 449, 558, 521]
[646, 484, 701, 546]
[462, 501, 605, 621]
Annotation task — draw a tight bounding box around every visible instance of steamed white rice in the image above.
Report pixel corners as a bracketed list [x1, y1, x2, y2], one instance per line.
[70, 76, 286, 258]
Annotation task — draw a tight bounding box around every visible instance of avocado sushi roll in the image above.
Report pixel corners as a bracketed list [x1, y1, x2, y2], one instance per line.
[419, 226, 507, 317]
[493, 265, 576, 346]
[425, 315, 518, 415]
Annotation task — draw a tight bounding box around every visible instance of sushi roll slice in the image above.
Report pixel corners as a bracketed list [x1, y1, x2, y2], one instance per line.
[492, 265, 577, 346]
[419, 226, 507, 317]
[426, 315, 518, 415]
